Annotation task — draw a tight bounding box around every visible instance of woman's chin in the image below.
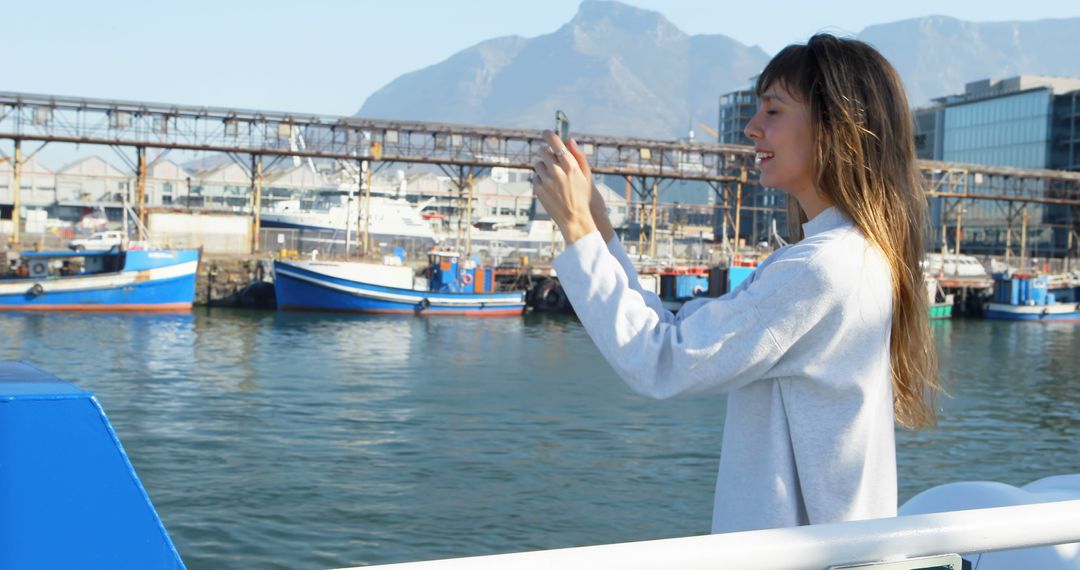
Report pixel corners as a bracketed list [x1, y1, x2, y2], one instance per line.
[756, 174, 793, 194]
[757, 175, 780, 192]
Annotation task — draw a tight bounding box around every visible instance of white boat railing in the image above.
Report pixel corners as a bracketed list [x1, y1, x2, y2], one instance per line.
[335, 499, 1080, 570]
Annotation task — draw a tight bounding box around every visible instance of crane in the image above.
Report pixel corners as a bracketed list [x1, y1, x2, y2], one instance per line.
[697, 122, 720, 141]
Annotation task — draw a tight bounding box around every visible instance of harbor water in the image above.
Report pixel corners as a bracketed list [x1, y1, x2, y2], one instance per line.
[1, 310, 1077, 569]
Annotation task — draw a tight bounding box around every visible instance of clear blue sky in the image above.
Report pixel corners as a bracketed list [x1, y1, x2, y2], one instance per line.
[7, 0, 1079, 117]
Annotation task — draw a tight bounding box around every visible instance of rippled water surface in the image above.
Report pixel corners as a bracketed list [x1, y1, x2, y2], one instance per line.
[1, 310, 1076, 569]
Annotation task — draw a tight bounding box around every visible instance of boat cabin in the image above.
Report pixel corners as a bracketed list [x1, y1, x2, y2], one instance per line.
[426, 252, 496, 294]
[2, 250, 126, 281]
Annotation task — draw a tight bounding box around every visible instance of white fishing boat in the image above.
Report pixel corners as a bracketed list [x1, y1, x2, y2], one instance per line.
[261, 190, 439, 246]
[923, 253, 991, 279]
[263, 194, 567, 261]
[441, 218, 564, 258]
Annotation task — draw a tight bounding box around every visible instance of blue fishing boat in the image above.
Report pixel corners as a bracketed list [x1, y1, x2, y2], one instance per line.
[274, 253, 525, 317]
[984, 273, 1080, 321]
[0, 248, 200, 311]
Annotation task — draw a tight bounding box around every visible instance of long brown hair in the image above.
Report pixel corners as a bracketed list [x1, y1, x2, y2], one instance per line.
[757, 34, 940, 430]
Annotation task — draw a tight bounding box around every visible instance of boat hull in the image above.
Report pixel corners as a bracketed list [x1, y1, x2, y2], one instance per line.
[0, 250, 199, 312]
[274, 261, 525, 317]
[929, 303, 953, 319]
[984, 302, 1080, 321]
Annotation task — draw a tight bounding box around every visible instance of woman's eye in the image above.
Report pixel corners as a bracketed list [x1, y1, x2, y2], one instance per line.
[766, 110, 778, 116]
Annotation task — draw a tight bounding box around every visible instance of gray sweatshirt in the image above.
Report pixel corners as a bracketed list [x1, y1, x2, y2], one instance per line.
[551, 207, 897, 533]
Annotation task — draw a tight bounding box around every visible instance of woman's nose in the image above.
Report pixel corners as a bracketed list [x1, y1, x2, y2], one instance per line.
[744, 115, 762, 141]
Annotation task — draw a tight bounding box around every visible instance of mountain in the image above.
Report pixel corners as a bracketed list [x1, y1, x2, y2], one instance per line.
[357, 0, 769, 139]
[357, 2, 1080, 137]
[858, 15, 1080, 106]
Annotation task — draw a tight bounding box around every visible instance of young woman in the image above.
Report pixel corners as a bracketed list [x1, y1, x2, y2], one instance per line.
[531, 34, 940, 533]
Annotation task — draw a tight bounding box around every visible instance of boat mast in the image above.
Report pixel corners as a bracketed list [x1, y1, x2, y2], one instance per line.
[122, 193, 129, 247]
[344, 189, 353, 258]
[466, 167, 474, 257]
[362, 160, 372, 258]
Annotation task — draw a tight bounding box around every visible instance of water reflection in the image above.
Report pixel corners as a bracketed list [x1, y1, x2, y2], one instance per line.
[896, 318, 1079, 501]
[0, 310, 1075, 569]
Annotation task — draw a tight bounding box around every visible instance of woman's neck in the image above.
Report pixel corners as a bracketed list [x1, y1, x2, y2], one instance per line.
[795, 189, 834, 221]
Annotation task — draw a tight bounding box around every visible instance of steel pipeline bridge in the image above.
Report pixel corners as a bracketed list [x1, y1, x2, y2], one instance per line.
[1, 91, 1078, 257]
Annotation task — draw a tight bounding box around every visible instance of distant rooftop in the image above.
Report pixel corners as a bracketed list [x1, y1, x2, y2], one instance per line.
[932, 74, 1080, 105]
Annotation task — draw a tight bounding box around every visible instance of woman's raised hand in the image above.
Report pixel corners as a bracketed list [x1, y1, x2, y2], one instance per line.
[532, 130, 597, 245]
[569, 140, 617, 243]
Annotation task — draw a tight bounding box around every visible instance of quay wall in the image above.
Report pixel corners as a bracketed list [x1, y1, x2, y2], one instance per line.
[196, 255, 273, 306]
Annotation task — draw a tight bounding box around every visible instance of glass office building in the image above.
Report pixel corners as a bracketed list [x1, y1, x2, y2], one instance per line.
[718, 86, 756, 147]
[941, 89, 1053, 168]
[1051, 90, 1080, 172]
[914, 107, 944, 160]
[915, 75, 1080, 256]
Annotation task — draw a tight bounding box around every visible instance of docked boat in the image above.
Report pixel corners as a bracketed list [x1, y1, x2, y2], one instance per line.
[274, 253, 525, 316]
[261, 191, 439, 252]
[531, 257, 754, 314]
[649, 264, 743, 312]
[0, 248, 200, 311]
[923, 252, 989, 278]
[441, 219, 564, 259]
[927, 277, 954, 319]
[263, 190, 564, 260]
[984, 273, 1080, 321]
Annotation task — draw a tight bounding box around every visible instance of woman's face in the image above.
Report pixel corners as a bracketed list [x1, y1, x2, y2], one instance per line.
[744, 82, 815, 197]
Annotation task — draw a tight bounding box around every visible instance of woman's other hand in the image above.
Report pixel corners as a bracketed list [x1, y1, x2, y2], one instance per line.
[532, 130, 597, 245]
[564, 137, 617, 243]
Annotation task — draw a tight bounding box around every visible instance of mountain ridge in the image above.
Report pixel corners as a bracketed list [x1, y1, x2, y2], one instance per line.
[357, 2, 1080, 138]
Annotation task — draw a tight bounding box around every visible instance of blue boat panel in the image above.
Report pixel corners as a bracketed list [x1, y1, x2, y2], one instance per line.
[0, 361, 185, 569]
[674, 274, 709, 299]
[123, 249, 201, 271]
[728, 266, 755, 292]
[276, 269, 400, 312]
[0, 363, 90, 400]
[1030, 276, 1049, 305]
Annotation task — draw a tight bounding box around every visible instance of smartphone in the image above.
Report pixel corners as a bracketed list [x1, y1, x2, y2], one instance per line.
[555, 110, 570, 143]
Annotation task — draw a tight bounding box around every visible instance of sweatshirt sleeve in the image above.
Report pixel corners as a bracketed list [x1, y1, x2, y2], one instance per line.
[604, 235, 675, 324]
[553, 231, 822, 400]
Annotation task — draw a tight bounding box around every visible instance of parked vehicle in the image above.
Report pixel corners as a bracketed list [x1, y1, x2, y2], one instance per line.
[68, 231, 125, 252]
